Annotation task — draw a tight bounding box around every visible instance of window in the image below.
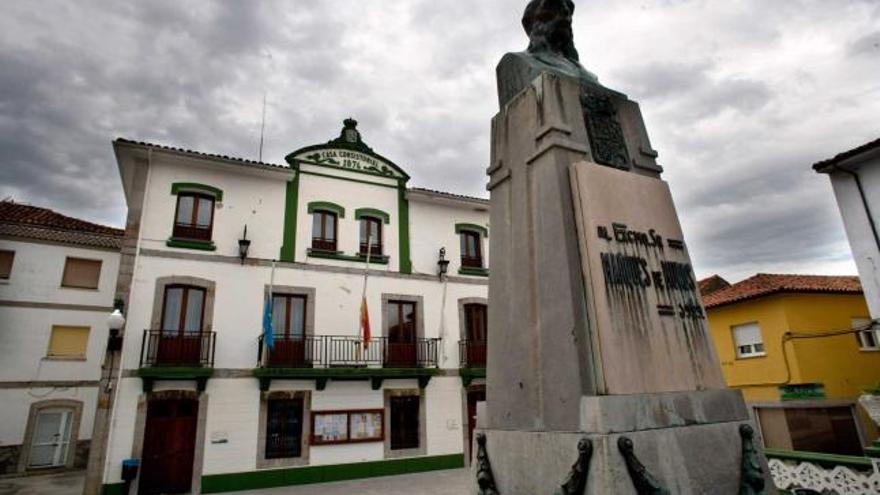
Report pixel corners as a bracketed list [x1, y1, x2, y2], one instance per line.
[386, 300, 417, 367]
[732, 322, 765, 358]
[61, 257, 102, 289]
[460, 231, 482, 268]
[266, 398, 304, 459]
[853, 317, 879, 351]
[311, 210, 337, 251]
[28, 408, 74, 468]
[463, 303, 488, 367]
[389, 396, 420, 450]
[161, 285, 205, 335]
[173, 192, 215, 241]
[756, 406, 863, 456]
[359, 217, 383, 256]
[0, 249, 14, 279]
[272, 294, 306, 338]
[464, 304, 488, 342]
[47, 326, 90, 358]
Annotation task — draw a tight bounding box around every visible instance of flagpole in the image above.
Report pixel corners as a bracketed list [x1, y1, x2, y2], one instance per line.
[357, 235, 373, 361]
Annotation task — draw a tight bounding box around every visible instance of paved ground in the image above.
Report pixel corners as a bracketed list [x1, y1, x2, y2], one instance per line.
[0, 470, 84, 495]
[0, 468, 470, 495]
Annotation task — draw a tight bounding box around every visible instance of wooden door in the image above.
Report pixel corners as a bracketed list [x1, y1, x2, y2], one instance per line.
[467, 389, 485, 462]
[158, 285, 205, 366]
[139, 399, 199, 495]
[386, 301, 417, 367]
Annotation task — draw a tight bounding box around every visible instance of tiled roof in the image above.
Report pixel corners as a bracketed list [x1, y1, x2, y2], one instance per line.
[698, 275, 731, 297]
[813, 137, 880, 172]
[0, 201, 123, 249]
[702, 273, 862, 309]
[115, 138, 289, 171]
[409, 187, 489, 205]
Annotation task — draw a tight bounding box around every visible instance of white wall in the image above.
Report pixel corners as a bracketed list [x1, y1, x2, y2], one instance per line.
[136, 156, 291, 260]
[122, 255, 486, 370]
[409, 199, 490, 276]
[296, 167, 400, 270]
[0, 239, 119, 307]
[829, 159, 880, 318]
[0, 387, 98, 446]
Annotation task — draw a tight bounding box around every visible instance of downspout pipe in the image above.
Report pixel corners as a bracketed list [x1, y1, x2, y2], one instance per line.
[832, 163, 880, 254]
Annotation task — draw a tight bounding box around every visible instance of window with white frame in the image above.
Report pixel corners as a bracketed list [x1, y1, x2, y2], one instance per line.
[732, 322, 765, 358]
[853, 317, 879, 351]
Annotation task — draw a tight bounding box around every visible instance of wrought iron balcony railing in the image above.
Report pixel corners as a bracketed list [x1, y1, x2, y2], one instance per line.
[257, 334, 439, 369]
[459, 339, 487, 368]
[139, 330, 216, 368]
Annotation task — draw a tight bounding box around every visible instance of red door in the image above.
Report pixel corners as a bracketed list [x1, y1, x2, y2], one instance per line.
[385, 301, 417, 367]
[158, 286, 205, 366]
[467, 389, 486, 462]
[139, 399, 198, 495]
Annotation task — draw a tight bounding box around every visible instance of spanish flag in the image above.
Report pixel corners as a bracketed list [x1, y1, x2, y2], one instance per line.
[360, 296, 371, 349]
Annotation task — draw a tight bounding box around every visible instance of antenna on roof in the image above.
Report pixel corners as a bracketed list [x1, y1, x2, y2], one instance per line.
[258, 91, 267, 163]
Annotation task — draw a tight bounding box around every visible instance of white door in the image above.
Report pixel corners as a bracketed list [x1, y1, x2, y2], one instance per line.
[28, 408, 73, 468]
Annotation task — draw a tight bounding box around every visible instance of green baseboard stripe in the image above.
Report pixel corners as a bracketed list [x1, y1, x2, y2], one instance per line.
[101, 483, 125, 495]
[201, 453, 464, 493]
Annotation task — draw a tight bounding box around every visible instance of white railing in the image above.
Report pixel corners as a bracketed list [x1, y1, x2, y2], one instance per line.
[769, 458, 880, 494]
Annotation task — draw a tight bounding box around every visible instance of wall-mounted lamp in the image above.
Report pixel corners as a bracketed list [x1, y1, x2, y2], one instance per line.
[437, 247, 450, 281]
[238, 225, 251, 265]
[106, 299, 126, 351]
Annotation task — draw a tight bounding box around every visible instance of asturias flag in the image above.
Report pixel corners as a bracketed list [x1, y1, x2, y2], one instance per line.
[262, 297, 274, 349]
[360, 296, 371, 349]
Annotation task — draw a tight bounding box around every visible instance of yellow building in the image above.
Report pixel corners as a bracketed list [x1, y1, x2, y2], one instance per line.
[702, 273, 880, 455]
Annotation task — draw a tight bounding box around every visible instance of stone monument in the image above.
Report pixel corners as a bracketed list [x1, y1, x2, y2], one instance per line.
[475, 0, 776, 493]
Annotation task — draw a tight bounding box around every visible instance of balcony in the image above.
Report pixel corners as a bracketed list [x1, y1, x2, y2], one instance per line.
[254, 334, 439, 391]
[137, 330, 216, 392]
[458, 340, 486, 387]
[459, 340, 486, 368]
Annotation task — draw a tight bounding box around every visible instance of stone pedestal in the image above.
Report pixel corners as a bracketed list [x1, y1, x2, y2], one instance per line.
[479, 72, 776, 493]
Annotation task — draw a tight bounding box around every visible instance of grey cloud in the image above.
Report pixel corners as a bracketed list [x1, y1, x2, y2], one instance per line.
[1, 0, 877, 283]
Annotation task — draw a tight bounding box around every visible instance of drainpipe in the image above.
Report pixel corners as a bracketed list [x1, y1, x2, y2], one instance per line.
[833, 164, 880, 254]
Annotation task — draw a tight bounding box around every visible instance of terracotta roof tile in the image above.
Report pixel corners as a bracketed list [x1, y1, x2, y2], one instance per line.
[702, 273, 862, 309]
[0, 201, 123, 249]
[115, 138, 289, 171]
[409, 187, 489, 205]
[698, 275, 731, 297]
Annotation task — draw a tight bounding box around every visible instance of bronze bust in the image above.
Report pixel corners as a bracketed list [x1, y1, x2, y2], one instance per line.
[496, 0, 599, 107]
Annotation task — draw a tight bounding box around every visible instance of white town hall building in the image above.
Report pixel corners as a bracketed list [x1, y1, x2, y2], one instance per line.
[93, 119, 490, 494]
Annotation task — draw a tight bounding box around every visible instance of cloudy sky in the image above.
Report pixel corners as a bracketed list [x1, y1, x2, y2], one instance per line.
[1, 1, 878, 282]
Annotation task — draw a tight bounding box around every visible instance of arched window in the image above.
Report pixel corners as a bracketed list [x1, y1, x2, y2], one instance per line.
[359, 216, 383, 256]
[311, 210, 338, 251]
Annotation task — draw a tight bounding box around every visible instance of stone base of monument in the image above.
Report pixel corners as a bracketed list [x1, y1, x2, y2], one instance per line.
[474, 389, 777, 494]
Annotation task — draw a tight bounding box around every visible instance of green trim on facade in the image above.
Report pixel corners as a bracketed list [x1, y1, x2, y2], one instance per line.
[459, 367, 486, 387]
[398, 185, 412, 274]
[764, 448, 874, 468]
[170, 182, 224, 201]
[455, 223, 489, 238]
[253, 367, 437, 391]
[306, 249, 390, 265]
[201, 453, 464, 493]
[279, 173, 300, 262]
[458, 267, 489, 277]
[137, 367, 215, 379]
[166, 238, 217, 251]
[297, 169, 399, 189]
[297, 160, 406, 181]
[101, 483, 125, 495]
[307, 201, 345, 218]
[355, 207, 391, 224]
